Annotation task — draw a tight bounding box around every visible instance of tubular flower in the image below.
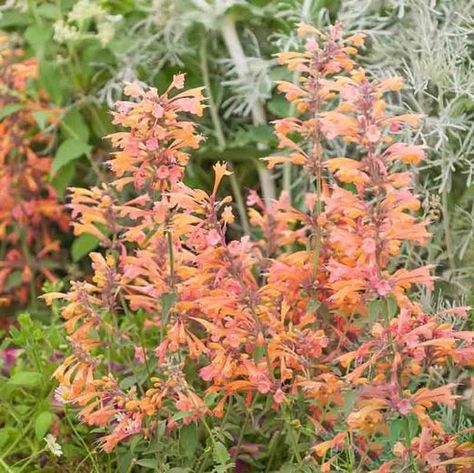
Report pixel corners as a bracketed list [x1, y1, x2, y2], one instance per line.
[47, 24, 474, 471]
[0, 34, 68, 309]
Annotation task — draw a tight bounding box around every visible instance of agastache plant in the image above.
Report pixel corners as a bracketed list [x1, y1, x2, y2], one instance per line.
[0, 34, 68, 310]
[45, 24, 474, 471]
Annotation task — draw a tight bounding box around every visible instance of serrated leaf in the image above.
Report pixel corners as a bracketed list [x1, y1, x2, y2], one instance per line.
[35, 411, 54, 440]
[213, 441, 230, 465]
[0, 103, 23, 121]
[8, 371, 42, 387]
[71, 234, 100, 262]
[52, 139, 91, 176]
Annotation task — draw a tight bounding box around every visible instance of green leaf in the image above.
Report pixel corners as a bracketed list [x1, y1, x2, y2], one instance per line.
[52, 139, 91, 176]
[88, 104, 114, 137]
[253, 345, 266, 363]
[385, 295, 398, 318]
[160, 292, 178, 326]
[180, 423, 198, 458]
[119, 375, 140, 391]
[213, 441, 230, 465]
[37, 4, 60, 20]
[0, 103, 23, 121]
[171, 411, 193, 422]
[34, 111, 50, 131]
[8, 371, 42, 387]
[61, 108, 90, 142]
[307, 298, 321, 312]
[204, 392, 218, 408]
[136, 458, 157, 469]
[5, 270, 23, 291]
[232, 125, 275, 148]
[24, 25, 52, 58]
[343, 389, 357, 415]
[368, 299, 382, 324]
[118, 453, 133, 473]
[268, 95, 291, 118]
[280, 464, 299, 473]
[388, 418, 403, 444]
[51, 161, 76, 196]
[0, 429, 13, 449]
[71, 234, 100, 262]
[35, 411, 54, 440]
[0, 10, 32, 28]
[39, 61, 68, 104]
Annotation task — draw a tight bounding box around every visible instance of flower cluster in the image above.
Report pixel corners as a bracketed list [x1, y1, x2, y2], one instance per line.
[53, 0, 122, 47]
[0, 35, 68, 309]
[46, 24, 474, 471]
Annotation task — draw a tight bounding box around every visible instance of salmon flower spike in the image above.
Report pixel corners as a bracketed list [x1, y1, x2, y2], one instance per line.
[46, 24, 474, 470]
[0, 34, 67, 308]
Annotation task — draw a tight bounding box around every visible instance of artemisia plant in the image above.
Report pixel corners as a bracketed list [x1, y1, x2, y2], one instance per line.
[0, 35, 68, 310]
[45, 24, 474, 471]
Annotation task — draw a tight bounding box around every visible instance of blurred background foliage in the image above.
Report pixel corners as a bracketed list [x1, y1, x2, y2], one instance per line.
[0, 0, 472, 309]
[0, 1, 472, 471]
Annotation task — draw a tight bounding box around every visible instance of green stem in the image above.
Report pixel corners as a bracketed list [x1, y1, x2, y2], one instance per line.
[0, 458, 15, 473]
[16, 448, 47, 472]
[19, 230, 37, 310]
[264, 431, 281, 473]
[64, 408, 101, 473]
[199, 36, 251, 235]
[282, 72, 299, 200]
[346, 431, 356, 469]
[404, 417, 420, 473]
[288, 423, 303, 465]
[27, 0, 43, 25]
[0, 416, 35, 461]
[167, 230, 175, 289]
[441, 185, 456, 275]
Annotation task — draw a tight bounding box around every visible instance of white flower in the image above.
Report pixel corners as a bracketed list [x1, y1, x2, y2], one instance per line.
[44, 434, 63, 457]
[97, 22, 115, 47]
[53, 20, 79, 43]
[69, 0, 105, 23]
